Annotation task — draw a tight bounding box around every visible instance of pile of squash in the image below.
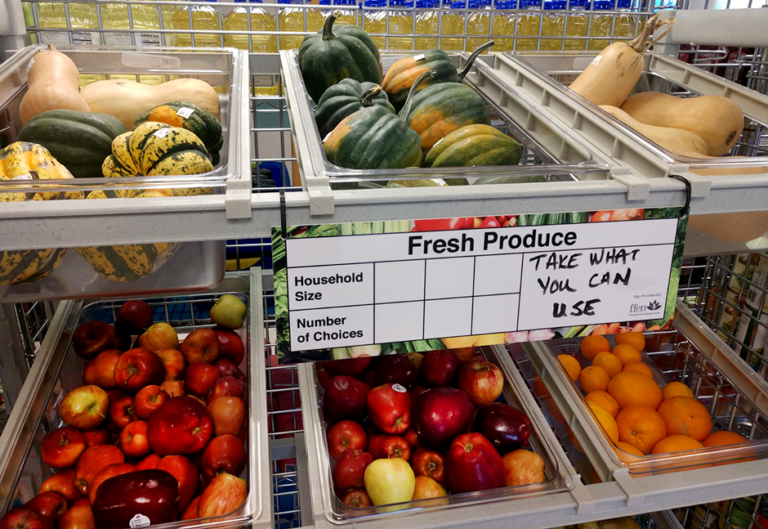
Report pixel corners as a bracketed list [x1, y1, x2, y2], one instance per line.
[1, 45, 225, 286]
[567, 14, 744, 158]
[299, 15, 522, 178]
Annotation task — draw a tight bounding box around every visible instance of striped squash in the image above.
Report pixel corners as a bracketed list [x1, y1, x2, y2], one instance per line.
[0, 248, 67, 285]
[76, 190, 179, 282]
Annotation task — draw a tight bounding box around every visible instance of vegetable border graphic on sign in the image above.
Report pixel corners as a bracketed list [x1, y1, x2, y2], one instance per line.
[272, 207, 687, 361]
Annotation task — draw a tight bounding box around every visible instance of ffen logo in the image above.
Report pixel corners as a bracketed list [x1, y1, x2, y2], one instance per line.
[629, 300, 662, 314]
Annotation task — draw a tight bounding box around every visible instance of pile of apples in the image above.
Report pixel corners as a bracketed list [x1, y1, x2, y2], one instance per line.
[0, 294, 250, 529]
[316, 349, 546, 508]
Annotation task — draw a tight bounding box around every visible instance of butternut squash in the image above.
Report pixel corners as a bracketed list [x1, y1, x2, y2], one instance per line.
[568, 13, 671, 107]
[620, 92, 744, 157]
[689, 213, 768, 243]
[599, 105, 709, 156]
[19, 45, 90, 125]
[80, 78, 220, 130]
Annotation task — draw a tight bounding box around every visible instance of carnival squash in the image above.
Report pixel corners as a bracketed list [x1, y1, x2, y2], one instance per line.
[298, 13, 383, 103]
[423, 124, 522, 168]
[400, 79, 490, 150]
[134, 101, 223, 164]
[323, 72, 429, 170]
[382, 41, 494, 111]
[19, 45, 90, 124]
[315, 80, 395, 137]
[81, 78, 221, 130]
[18, 110, 127, 177]
[599, 105, 709, 156]
[619, 92, 744, 157]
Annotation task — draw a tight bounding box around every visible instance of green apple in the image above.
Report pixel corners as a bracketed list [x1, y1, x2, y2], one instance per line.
[363, 458, 415, 506]
[210, 294, 247, 329]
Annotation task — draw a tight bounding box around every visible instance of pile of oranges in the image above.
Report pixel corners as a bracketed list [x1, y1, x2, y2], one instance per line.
[557, 333, 748, 461]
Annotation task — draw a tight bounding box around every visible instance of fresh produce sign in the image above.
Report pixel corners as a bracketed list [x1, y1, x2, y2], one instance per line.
[273, 207, 687, 360]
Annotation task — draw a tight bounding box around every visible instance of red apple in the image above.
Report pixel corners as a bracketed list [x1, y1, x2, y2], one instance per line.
[322, 357, 371, 378]
[156, 348, 185, 381]
[59, 386, 109, 430]
[72, 321, 116, 360]
[359, 370, 376, 388]
[185, 363, 221, 397]
[39, 470, 83, 502]
[323, 376, 371, 424]
[137, 453, 161, 470]
[138, 323, 179, 352]
[161, 380, 184, 398]
[74, 445, 125, 495]
[58, 503, 94, 529]
[82, 350, 121, 389]
[198, 473, 247, 517]
[91, 470, 179, 528]
[213, 327, 245, 365]
[458, 360, 504, 406]
[213, 358, 246, 382]
[316, 364, 332, 388]
[412, 387, 474, 449]
[327, 420, 367, 460]
[180, 328, 220, 365]
[420, 350, 460, 387]
[367, 383, 411, 434]
[134, 385, 170, 420]
[107, 393, 135, 432]
[115, 348, 166, 393]
[209, 295, 247, 330]
[411, 448, 446, 485]
[200, 434, 247, 481]
[404, 427, 421, 449]
[156, 455, 199, 511]
[181, 497, 200, 521]
[25, 491, 67, 520]
[332, 449, 372, 490]
[501, 449, 545, 487]
[0, 507, 53, 529]
[88, 463, 136, 504]
[82, 428, 110, 448]
[368, 434, 411, 461]
[411, 385, 429, 400]
[117, 300, 153, 332]
[446, 433, 505, 493]
[40, 427, 86, 470]
[473, 403, 531, 455]
[452, 347, 476, 363]
[208, 396, 246, 437]
[148, 396, 213, 455]
[209, 376, 246, 400]
[339, 489, 372, 508]
[374, 354, 419, 389]
[120, 420, 150, 458]
[412, 475, 447, 500]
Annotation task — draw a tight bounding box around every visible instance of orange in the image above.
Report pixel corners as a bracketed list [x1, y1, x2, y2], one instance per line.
[593, 352, 622, 378]
[662, 381, 694, 401]
[580, 335, 611, 360]
[703, 430, 748, 447]
[616, 405, 667, 454]
[614, 441, 645, 464]
[585, 390, 620, 418]
[587, 402, 619, 443]
[651, 434, 704, 454]
[623, 361, 653, 378]
[608, 371, 663, 410]
[657, 397, 712, 442]
[580, 365, 610, 393]
[615, 332, 646, 352]
[557, 354, 581, 382]
[611, 344, 642, 366]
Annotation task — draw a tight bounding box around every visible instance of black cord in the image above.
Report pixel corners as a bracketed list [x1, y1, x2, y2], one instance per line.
[279, 189, 288, 237]
[670, 174, 692, 217]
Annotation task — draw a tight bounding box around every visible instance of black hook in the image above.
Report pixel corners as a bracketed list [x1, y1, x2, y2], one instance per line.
[279, 189, 288, 239]
[669, 174, 692, 217]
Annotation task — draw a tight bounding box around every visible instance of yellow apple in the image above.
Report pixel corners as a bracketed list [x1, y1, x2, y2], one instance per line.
[363, 458, 415, 506]
[412, 476, 447, 500]
[501, 449, 545, 487]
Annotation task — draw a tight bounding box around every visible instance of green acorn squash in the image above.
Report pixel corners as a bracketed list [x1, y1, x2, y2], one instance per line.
[382, 41, 494, 111]
[400, 81, 490, 150]
[18, 110, 126, 178]
[424, 124, 522, 168]
[315, 80, 395, 138]
[134, 101, 223, 165]
[298, 13, 382, 103]
[323, 72, 431, 170]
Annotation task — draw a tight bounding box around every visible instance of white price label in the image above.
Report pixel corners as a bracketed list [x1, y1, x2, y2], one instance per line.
[591, 55, 603, 66]
[176, 107, 195, 119]
[283, 218, 679, 351]
[153, 128, 172, 138]
[104, 32, 134, 46]
[138, 32, 162, 47]
[40, 31, 72, 46]
[11, 173, 34, 181]
[413, 54, 426, 62]
[129, 514, 150, 528]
